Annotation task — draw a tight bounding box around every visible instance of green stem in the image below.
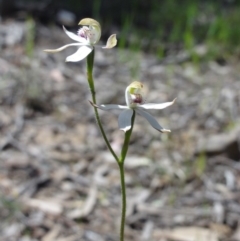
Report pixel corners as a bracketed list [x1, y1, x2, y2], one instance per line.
[118, 162, 126, 241]
[120, 112, 135, 164]
[118, 112, 135, 241]
[86, 49, 119, 163]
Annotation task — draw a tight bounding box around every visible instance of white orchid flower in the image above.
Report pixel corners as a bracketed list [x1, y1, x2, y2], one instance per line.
[91, 81, 176, 133]
[44, 18, 117, 62]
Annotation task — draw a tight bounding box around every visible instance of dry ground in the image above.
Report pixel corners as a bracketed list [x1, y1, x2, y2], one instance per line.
[0, 20, 240, 241]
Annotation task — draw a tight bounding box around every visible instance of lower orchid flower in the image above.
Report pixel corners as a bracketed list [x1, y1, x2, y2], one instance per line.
[44, 18, 117, 62]
[91, 81, 176, 133]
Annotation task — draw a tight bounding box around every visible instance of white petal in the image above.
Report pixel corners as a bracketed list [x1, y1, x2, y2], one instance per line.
[136, 109, 170, 133]
[97, 104, 128, 111]
[118, 109, 133, 132]
[66, 46, 93, 62]
[102, 34, 117, 49]
[44, 43, 84, 53]
[138, 98, 176, 110]
[63, 26, 88, 43]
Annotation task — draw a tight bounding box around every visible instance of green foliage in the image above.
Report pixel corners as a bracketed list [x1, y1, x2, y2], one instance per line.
[108, 0, 240, 60]
[25, 16, 35, 58]
[194, 153, 207, 177]
[0, 195, 21, 220]
[92, 0, 101, 19]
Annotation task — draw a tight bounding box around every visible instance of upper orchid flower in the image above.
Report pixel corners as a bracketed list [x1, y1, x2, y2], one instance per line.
[44, 18, 117, 62]
[92, 81, 176, 132]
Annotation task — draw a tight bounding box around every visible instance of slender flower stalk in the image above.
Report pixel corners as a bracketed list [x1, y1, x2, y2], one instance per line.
[118, 163, 126, 241]
[86, 50, 119, 163]
[118, 112, 135, 241]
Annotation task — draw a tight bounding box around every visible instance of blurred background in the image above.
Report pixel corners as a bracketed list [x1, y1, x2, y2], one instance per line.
[0, 0, 240, 241]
